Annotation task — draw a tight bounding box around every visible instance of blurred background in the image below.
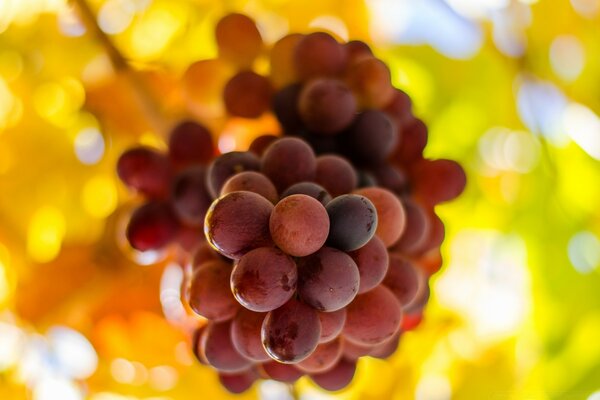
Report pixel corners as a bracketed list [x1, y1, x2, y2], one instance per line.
[0, 0, 599, 399]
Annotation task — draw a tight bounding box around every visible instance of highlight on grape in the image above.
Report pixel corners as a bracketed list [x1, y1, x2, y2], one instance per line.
[116, 12, 465, 394]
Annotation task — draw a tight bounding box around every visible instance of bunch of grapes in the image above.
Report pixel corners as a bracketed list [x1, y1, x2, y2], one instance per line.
[115, 12, 466, 394]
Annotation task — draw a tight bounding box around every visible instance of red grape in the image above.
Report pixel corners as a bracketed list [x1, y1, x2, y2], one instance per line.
[204, 191, 274, 259]
[261, 361, 303, 383]
[269, 194, 329, 257]
[218, 369, 258, 394]
[117, 147, 171, 199]
[343, 285, 402, 345]
[383, 88, 413, 129]
[297, 247, 359, 311]
[326, 194, 377, 251]
[231, 247, 297, 312]
[369, 332, 401, 359]
[341, 338, 373, 360]
[192, 324, 208, 365]
[272, 84, 304, 134]
[353, 187, 406, 247]
[315, 155, 358, 197]
[215, 13, 263, 68]
[220, 171, 279, 204]
[392, 118, 427, 165]
[206, 151, 261, 198]
[189, 259, 239, 321]
[298, 79, 357, 134]
[261, 137, 317, 192]
[126, 202, 178, 251]
[270, 33, 303, 87]
[348, 236, 389, 294]
[261, 299, 321, 363]
[202, 320, 252, 372]
[281, 182, 332, 206]
[168, 120, 214, 169]
[318, 308, 346, 343]
[369, 164, 408, 194]
[346, 57, 394, 108]
[410, 159, 467, 206]
[224, 71, 272, 118]
[294, 32, 346, 80]
[248, 134, 279, 156]
[383, 254, 420, 307]
[309, 358, 356, 391]
[345, 110, 398, 165]
[230, 308, 271, 362]
[297, 338, 343, 373]
[172, 167, 212, 226]
[344, 40, 373, 65]
[392, 200, 431, 255]
[192, 242, 220, 271]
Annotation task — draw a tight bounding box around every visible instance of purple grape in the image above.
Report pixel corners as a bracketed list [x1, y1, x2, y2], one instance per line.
[261, 137, 317, 192]
[168, 120, 214, 169]
[230, 308, 271, 362]
[309, 358, 356, 391]
[348, 235, 389, 294]
[202, 320, 252, 372]
[126, 202, 178, 251]
[248, 134, 279, 156]
[298, 79, 357, 134]
[281, 182, 332, 206]
[189, 260, 239, 321]
[206, 151, 261, 198]
[293, 32, 347, 80]
[172, 167, 212, 226]
[315, 155, 358, 197]
[117, 147, 171, 199]
[261, 361, 304, 383]
[218, 369, 258, 394]
[391, 200, 431, 255]
[223, 71, 272, 118]
[345, 110, 398, 165]
[318, 309, 346, 343]
[383, 254, 420, 307]
[325, 194, 377, 251]
[272, 84, 304, 134]
[220, 171, 279, 204]
[296, 338, 343, 374]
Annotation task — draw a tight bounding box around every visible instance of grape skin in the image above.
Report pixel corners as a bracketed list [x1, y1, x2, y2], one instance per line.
[261, 137, 317, 192]
[189, 260, 239, 322]
[215, 13, 263, 68]
[318, 308, 346, 343]
[206, 151, 261, 198]
[281, 182, 332, 206]
[353, 187, 406, 247]
[315, 155, 358, 197]
[223, 71, 272, 118]
[326, 194, 378, 252]
[172, 167, 212, 226]
[296, 338, 343, 374]
[168, 120, 214, 169]
[126, 202, 178, 251]
[117, 147, 172, 199]
[383, 254, 420, 307]
[294, 32, 347, 80]
[230, 308, 271, 362]
[309, 358, 357, 391]
[202, 320, 252, 372]
[298, 79, 357, 134]
[220, 171, 279, 204]
[348, 235, 389, 294]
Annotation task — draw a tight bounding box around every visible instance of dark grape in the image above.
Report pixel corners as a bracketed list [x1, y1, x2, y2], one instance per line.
[206, 151, 261, 198]
[117, 147, 171, 199]
[318, 308, 346, 343]
[270, 33, 303, 88]
[383, 88, 413, 129]
[346, 57, 394, 108]
[297, 247, 359, 311]
[297, 338, 343, 373]
[410, 159, 467, 206]
[356, 170, 377, 188]
[353, 187, 406, 247]
[348, 236, 389, 294]
[310, 358, 356, 391]
[126, 202, 178, 251]
[261, 361, 303, 383]
[343, 285, 402, 345]
[298, 79, 357, 134]
[248, 134, 279, 156]
[261, 299, 321, 363]
[189, 260, 239, 321]
[272, 84, 304, 134]
[230, 308, 271, 362]
[369, 332, 401, 359]
[326, 194, 377, 251]
[204, 191, 274, 259]
[220, 171, 279, 204]
[202, 321, 252, 372]
[168, 120, 214, 169]
[341, 338, 373, 360]
[344, 40, 373, 65]
[293, 32, 347, 80]
[392, 118, 427, 165]
[391, 200, 431, 255]
[345, 110, 398, 165]
[261, 137, 317, 192]
[269, 194, 329, 257]
[281, 182, 332, 206]
[369, 164, 408, 194]
[231, 247, 297, 312]
[218, 369, 258, 394]
[302, 131, 340, 154]
[383, 254, 420, 306]
[172, 167, 212, 226]
[315, 155, 358, 197]
[223, 71, 272, 118]
[215, 13, 263, 68]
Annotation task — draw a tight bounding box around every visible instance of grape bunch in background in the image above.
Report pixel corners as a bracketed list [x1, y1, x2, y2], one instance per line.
[116, 13, 465, 394]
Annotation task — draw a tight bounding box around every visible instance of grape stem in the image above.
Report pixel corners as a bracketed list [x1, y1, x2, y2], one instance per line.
[69, 0, 169, 135]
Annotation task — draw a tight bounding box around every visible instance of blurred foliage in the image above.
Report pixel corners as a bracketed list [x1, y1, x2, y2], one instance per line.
[0, 0, 599, 399]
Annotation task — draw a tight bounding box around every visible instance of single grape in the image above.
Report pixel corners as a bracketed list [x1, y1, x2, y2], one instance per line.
[168, 120, 214, 169]
[269, 194, 330, 257]
[261, 137, 317, 192]
[220, 171, 279, 204]
[326, 194, 378, 251]
[172, 167, 212, 226]
[248, 134, 279, 156]
[369, 332, 401, 359]
[126, 202, 178, 251]
[368, 164, 408, 194]
[297, 247, 359, 311]
[218, 369, 258, 394]
[261, 298, 321, 363]
[353, 187, 406, 247]
[117, 147, 171, 199]
[215, 13, 263, 68]
[272, 84, 304, 134]
[391, 118, 427, 165]
[281, 182, 332, 206]
[410, 159, 467, 206]
[341, 338, 374, 360]
[343, 285, 402, 345]
[318, 308, 346, 343]
[293, 32, 347, 80]
[309, 358, 356, 391]
[202, 320, 252, 372]
[383, 88, 413, 129]
[298, 79, 357, 134]
[297, 338, 343, 374]
[206, 151, 261, 198]
[261, 361, 304, 383]
[315, 155, 358, 197]
[383, 254, 420, 306]
[189, 259, 239, 321]
[348, 236, 389, 294]
[270, 33, 304, 87]
[223, 71, 272, 118]
[192, 324, 209, 365]
[344, 110, 397, 165]
[346, 57, 395, 108]
[344, 40, 373, 65]
[391, 200, 431, 255]
[204, 191, 274, 259]
[230, 308, 271, 362]
[231, 247, 297, 312]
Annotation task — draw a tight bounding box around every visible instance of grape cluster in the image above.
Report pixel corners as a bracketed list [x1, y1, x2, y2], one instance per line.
[116, 12, 466, 394]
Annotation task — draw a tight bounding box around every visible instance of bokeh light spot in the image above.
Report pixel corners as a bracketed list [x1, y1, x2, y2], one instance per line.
[33, 375, 82, 400]
[47, 326, 98, 380]
[562, 102, 600, 160]
[308, 15, 349, 41]
[74, 128, 105, 165]
[415, 374, 452, 400]
[568, 231, 600, 274]
[27, 206, 66, 263]
[82, 175, 118, 219]
[550, 35, 585, 82]
[98, 0, 135, 35]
